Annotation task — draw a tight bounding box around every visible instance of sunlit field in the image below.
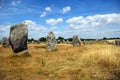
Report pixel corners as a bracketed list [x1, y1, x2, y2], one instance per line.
[0, 42, 120, 80]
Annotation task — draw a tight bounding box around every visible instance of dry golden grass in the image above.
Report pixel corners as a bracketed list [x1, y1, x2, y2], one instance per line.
[0, 43, 120, 80]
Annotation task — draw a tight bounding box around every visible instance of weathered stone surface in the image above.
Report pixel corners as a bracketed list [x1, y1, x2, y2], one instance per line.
[9, 22, 28, 53]
[115, 40, 120, 46]
[66, 40, 69, 44]
[83, 40, 88, 45]
[57, 40, 61, 44]
[36, 40, 40, 44]
[32, 41, 35, 44]
[46, 31, 56, 51]
[62, 40, 66, 44]
[72, 36, 81, 46]
[1, 37, 9, 47]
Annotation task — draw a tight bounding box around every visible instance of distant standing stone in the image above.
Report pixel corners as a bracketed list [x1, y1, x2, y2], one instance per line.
[115, 40, 120, 46]
[1, 37, 9, 47]
[36, 40, 40, 44]
[9, 22, 28, 53]
[32, 41, 35, 44]
[57, 40, 61, 44]
[62, 40, 66, 44]
[83, 40, 87, 45]
[46, 31, 56, 51]
[72, 36, 81, 46]
[66, 40, 69, 44]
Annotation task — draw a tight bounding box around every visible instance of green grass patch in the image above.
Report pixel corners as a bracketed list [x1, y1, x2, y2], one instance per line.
[36, 69, 43, 74]
[41, 58, 46, 67]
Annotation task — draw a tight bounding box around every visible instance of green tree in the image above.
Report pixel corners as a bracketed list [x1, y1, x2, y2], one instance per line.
[66, 38, 72, 41]
[57, 36, 64, 41]
[103, 37, 107, 40]
[28, 38, 35, 42]
[39, 37, 46, 42]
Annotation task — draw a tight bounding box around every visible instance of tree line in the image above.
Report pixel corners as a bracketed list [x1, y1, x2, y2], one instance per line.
[27, 36, 120, 42]
[0, 36, 120, 43]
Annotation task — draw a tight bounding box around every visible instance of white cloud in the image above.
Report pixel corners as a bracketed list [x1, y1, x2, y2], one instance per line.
[40, 12, 46, 18]
[65, 13, 120, 38]
[66, 13, 120, 30]
[24, 20, 36, 26]
[45, 7, 52, 12]
[50, 26, 57, 31]
[0, 25, 10, 31]
[61, 6, 71, 14]
[24, 20, 49, 39]
[46, 18, 63, 26]
[40, 6, 52, 18]
[24, 20, 48, 32]
[11, 1, 21, 6]
[0, 27, 8, 31]
[0, 25, 10, 40]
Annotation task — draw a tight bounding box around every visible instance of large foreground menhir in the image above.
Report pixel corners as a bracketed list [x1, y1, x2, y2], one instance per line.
[9, 22, 28, 53]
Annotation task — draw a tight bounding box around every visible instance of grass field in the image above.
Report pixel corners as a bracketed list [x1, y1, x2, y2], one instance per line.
[0, 43, 120, 80]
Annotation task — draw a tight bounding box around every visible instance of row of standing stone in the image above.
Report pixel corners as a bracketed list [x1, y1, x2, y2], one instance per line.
[1, 22, 120, 53]
[1, 22, 81, 53]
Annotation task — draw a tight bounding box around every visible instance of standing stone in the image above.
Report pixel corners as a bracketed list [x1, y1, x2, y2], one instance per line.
[57, 40, 61, 44]
[115, 40, 120, 46]
[66, 40, 69, 44]
[46, 31, 56, 51]
[32, 41, 35, 44]
[72, 35, 81, 46]
[9, 22, 28, 53]
[62, 40, 66, 44]
[36, 40, 40, 44]
[1, 37, 9, 47]
[83, 40, 88, 45]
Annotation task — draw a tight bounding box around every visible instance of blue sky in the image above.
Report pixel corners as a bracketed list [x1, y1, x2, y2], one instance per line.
[0, 0, 120, 39]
